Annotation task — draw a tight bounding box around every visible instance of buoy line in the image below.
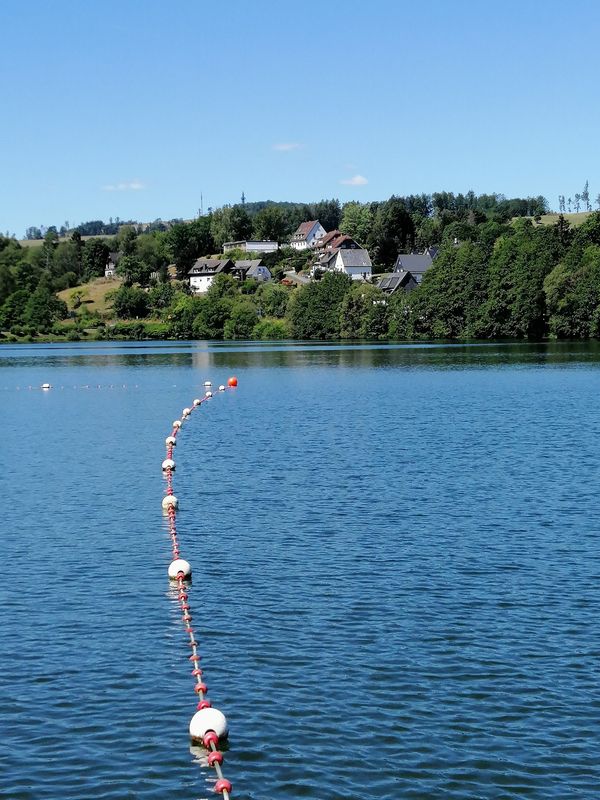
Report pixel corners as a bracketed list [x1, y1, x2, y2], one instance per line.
[163, 376, 238, 798]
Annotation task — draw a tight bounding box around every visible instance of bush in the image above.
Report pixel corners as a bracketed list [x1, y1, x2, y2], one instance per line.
[142, 321, 170, 339]
[252, 318, 291, 339]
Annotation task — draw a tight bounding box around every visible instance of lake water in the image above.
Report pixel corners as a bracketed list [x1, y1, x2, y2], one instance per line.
[1, 340, 600, 799]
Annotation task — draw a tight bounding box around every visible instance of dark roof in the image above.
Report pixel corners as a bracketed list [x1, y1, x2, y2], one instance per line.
[234, 259, 263, 270]
[247, 263, 270, 278]
[378, 271, 416, 293]
[393, 252, 434, 274]
[337, 249, 372, 268]
[188, 258, 233, 275]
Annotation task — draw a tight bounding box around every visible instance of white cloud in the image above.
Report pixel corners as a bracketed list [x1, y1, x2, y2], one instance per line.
[340, 174, 368, 186]
[102, 179, 146, 192]
[272, 142, 303, 152]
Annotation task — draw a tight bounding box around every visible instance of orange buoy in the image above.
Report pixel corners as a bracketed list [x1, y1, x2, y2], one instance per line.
[227, 376, 238, 387]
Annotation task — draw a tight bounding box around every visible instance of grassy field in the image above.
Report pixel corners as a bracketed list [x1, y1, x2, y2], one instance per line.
[519, 211, 595, 228]
[58, 276, 122, 315]
[18, 234, 113, 248]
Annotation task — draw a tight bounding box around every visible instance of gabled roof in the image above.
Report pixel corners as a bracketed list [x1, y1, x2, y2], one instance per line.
[337, 248, 372, 268]
[316, 229, 341, 247]
[234, 259, 263, 270]
[315, 230, 359, 250]
[393, 252, 433, 274]
[378, 271, 416, 293]
[292, 220, 322, 241]
[188, 258, 233, 275]
[246, 263, 271, 278]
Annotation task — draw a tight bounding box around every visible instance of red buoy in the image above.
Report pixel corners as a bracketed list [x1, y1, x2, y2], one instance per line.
[214, 778, 232, 794]
[208, 750, 224, 766]
[227, 376, 238, 387]
[203, 731, 219, 748]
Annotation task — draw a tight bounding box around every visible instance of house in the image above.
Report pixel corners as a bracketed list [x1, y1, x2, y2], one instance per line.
[188, 258, 234, 293]
[222, 240, 278, 254]
[393, 248, 438, 284]
[378, 271, 418, 294]
[290, 220, 327, 250]
[232, 260, 271, 282]
[315, 248, 372, 281]
[104, 252, 120, 278]
[314, 229, 361, 251]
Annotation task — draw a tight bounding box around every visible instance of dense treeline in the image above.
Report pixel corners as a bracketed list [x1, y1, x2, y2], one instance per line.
[6, 192, 600, 342]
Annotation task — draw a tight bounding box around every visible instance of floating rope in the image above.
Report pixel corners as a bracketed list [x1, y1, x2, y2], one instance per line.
[162, 376, 238, 797]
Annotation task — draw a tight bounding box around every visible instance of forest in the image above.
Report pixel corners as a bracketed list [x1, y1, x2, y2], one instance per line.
[2, 191, 600, 342]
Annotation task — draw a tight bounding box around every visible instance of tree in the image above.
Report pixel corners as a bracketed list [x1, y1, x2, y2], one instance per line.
[0, 289, 29, 329]
[367, 197, 414, 266]
[148, 282, 175, 312]
[25, 227, 43, 240]
[312, 199, 342, 232]
[545, 245, 600, 338]
[340, 202, 373, 244]
[574, 194, 581, 213]
[115, 225, 138, 255]
[210, 205, 252, 248]
[582, 181, 591, 212]
[223, 300, 258, 339]
[286, 271, 351, 338]
[116, 254, 152, 286]
[256, 283, 289, 317]
[110, 285, 150, 318]
[82, 239, 110, 280]
[166, 218, 214, 279]
[252, 206, 287, 243]
[23, 285, 68, 331]
[339, 283, 389, 338]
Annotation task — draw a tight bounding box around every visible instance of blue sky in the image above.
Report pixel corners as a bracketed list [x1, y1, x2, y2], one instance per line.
[2, 0, 600, 236]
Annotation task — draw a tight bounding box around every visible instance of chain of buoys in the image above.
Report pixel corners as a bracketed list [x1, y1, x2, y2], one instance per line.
[163, 375, 238, 798]
[2, 383, 141, 391]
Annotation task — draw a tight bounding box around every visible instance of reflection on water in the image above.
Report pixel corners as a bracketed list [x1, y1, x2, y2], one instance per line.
[3, 339, 600, 372]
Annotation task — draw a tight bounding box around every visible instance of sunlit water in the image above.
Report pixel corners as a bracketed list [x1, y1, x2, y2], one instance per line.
[1, 340, 600, 799]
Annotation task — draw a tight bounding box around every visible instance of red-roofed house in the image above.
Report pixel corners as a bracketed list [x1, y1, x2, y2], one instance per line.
[314, 230, 361, 251]
[290, 220, 326, 250]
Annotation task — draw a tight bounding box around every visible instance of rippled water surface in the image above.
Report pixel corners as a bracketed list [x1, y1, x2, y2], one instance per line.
[1, 340, 600, 799]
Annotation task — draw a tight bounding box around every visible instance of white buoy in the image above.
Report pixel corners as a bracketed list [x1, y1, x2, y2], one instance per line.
[162, 458, 175, 471]
[173, 420, 182, 428]
[165, 436, 177, 446]
[205, 390, 213, 398]
[193, 398, 201, 406]
[162, 494, 179, 510]
[41, 383, 52, 390]
[168, 558, 192, 579]
[204, 381, 212, 387]
[219, 385, 226, 391]
[182, 407, 191, 417]
[189, 707, 228, 742]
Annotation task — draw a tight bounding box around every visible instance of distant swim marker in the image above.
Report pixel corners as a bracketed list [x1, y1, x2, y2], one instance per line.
[162, 377, 237, 798]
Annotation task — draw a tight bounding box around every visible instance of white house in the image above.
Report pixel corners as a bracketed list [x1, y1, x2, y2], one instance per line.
[315, 248, 372, 281]
[188, 258, 233, 293]
[290, 220, 326, 250]
[104, 252, 120, 278]
[222, 240, 278, 254]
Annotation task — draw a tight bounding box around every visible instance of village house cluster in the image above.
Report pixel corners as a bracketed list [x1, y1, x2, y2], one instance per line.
[104, 219, 438, 294]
